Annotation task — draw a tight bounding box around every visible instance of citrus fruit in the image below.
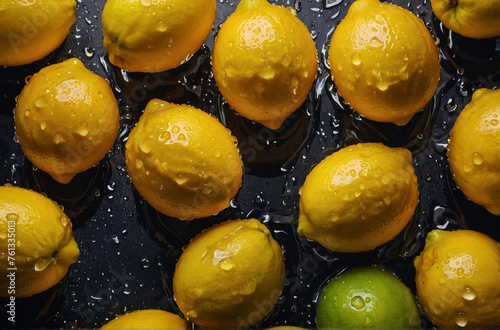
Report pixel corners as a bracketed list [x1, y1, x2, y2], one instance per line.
[102, 0, 216, 72]
[447, 88, 500, 215]
[431, 0, 500, 39]
[125, 99, 243, 220]
[101, 309, 188, 329]
[0, 0, 76, 67]
[297, 142, 419, 253]
[0, 185, 80, 298]
[316, 266, 421, 329]
[173, 219, 285, 328]
[212, 0, 318, 130]
[14, 58, 120, 184]
[328, 0, 440, 126]
[414, 229, 500, 328]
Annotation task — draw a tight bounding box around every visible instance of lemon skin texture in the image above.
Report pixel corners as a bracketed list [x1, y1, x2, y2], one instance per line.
[414, 229, 500, 328]
[298, 143, 419, 253]
[102, 0, 216, 72]
[101, 309, 189, 329]
[14, 58, 120, 184]
[328, 0, 440, 126]
[0, 0, 76, 67]
[173, 219, 285, 328]
[212, 0, 318, 130]
[431, 0, 500, 39]
[125, 99, 243, 221]
[0, 185, 80, 298]
[316, 267, 421, 329]
[447, 88, 500, 215]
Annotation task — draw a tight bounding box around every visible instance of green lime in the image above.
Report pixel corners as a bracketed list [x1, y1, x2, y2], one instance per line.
[316, 266, 421, 329]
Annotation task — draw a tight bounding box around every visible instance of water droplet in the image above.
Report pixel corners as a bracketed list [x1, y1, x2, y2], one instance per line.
[156, 21, 168, 32]
[472, 152, 483, 165]
[75, 124, 90, 137]
[139, 139, 154, 154]
[351, 295, 366, 309]
[141, 0, 151, 5]
[376, 80, 389, 91]
[60, 216, 69, 227]
[84, 47, 95, 59]
[461, 286, 476, 301]
[175, 174, 188, 185]
[259, 66, 276, 80]
[141, 258, 151, 269]
[446, 98, 457, 113]
[219, 259, 235, 270]
[455, 312, 468, 327]
[352, 53, 362, 65]
[491, 119, 499, 126]
[40, 122, 47, 130]
[35, 257, 55, 271]
[24, 109, 31, 117]
[186, 310, 197, 319]
[111, 235, 120, 244]
[53, 133, 65, 144]
[6, 213, 19, 222]
[281, 53, 292, 67]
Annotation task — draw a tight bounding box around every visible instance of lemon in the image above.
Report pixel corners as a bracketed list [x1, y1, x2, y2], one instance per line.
[414, 229, 500, 328]
[172, 219, 285, 328]
[0, 185, 80, 298]
[102, 0, 216, 72]
[125, 99, 243, 221]
[328, 0, 440, 126]
[316, 266, 421, 329]
[0, 0, 76, 67]
[431, 0, 500, 39]
[297, 142, 419, 253]
[447, 88, 500, 215]
[212, 0, 318, 130]
[101, 309, 188, 329]
[14, 58, 120, 184]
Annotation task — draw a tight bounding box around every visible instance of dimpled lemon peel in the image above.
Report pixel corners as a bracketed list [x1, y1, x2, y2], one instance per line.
[298, 143, 419, 253]
[0, 0, 76, 67]
[430, 0, 500, 39]
[173, 219, 285, 328]
[125, 99, 243, 221]
[102, 0, 216, 72]
[14, 58, 120, 184]
[447, 88, 500, 215]
[212, 0, 318, 130]
[328, 0, 440, 126]
[316, 266, 421, 329]
[414, 229, 500, 328]
[0, 185, 80, 298]
[101, 309, 189, 329]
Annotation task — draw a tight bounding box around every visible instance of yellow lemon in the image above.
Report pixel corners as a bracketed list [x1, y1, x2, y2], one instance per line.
[102, 0, 216, 72]
[328, 0, 440, 126]
[14, 58, 120, 184]
[125, 99, 243, 220]
[447, 88, 500, 215]
[414, 229, 500, 328]
[298, 143, 419, 253]
[0, 185, 80, 298]
[101, 309, 189, 329]
[431, 0, 500, 39]
[173, 219, 285, 328]
[212, 0, 318, 130]
[0, 0, 76, 67]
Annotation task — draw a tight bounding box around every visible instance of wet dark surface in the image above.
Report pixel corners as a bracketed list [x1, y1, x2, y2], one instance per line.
[1, 0, 500, 328]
